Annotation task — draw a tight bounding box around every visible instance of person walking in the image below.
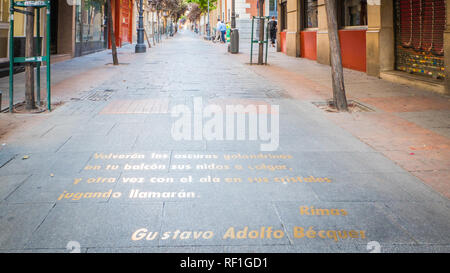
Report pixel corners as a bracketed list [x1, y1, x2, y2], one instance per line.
[226, 22, 231, 43]
[219, 21, 227, 43]
[268, 16, 277, 47]
[215, 19, 221, 42]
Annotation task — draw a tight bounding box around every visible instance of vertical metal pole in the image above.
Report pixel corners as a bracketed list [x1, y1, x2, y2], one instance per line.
[135, 0, 146, 53]
[207, 0, 210, 39]
[265, 17, 268, 64]
[231, 0, 236, 28]
[250, 17, 254, 64]
[36, 8, 41, 106]
[8, 0, 14, 112]
[46, 2, 51, 111]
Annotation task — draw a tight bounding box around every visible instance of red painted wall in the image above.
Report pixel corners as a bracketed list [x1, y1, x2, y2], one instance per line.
[338, 29, 366, 72]
[108, 0, 133, 48]
[280, 31, 287, 53]
[300, 31, 317, 60]
[121, 0, 133, 45]
[246, 0, 265, 17]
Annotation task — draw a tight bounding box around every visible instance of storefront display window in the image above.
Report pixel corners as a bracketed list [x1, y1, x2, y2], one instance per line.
[75, 0, 106, 55]
[0, 0, 9, 59]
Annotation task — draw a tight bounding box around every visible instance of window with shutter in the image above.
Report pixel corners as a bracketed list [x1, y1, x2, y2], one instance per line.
[395, 0, 446, 79]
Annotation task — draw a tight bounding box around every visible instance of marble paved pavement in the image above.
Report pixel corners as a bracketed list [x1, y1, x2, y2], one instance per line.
[0, 31, 449, 253]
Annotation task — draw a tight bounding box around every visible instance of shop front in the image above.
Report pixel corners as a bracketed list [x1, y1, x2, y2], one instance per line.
[337, 0, 367, 72]
[301, 0, 318, 60]
[280, 0, 367, 71]
[395, 0, 446, 79]
[75, 0, 107, 57]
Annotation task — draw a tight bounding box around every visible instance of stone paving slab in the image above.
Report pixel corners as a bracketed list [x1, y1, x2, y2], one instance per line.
[0, 203, 54, 250]
[382, 201, 450, 244]
[0, 174, 29, 202]
[86, 246, 226, 253]
[25, 203, 163, 249]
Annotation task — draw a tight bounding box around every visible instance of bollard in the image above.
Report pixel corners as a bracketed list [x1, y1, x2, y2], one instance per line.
[0, 91, 2, 112]
[230, 28, 239, 54]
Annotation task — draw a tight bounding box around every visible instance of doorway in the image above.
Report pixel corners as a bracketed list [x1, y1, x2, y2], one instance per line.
[50, 0, 58, 54]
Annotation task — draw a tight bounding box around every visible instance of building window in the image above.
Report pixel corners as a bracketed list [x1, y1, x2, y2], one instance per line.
[280, 1, 287, 30]
[340, 0, 367, 27]
[76, 0, 105, 44]
[304, 0, 318, 28]
[0, 0, 9, 59]
[269, 0, 277, 17]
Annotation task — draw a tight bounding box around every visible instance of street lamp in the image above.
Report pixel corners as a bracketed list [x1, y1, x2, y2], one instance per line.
[162, 10, 169, 38]
[148, 0, 159, 43]
[135, 0, 147, 53]
[148, 0, 157, 44]
[206, 0, 210, 40]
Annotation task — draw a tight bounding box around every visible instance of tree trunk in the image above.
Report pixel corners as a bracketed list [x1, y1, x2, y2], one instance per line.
[25, 6, 35, 110]
[258, 0, 265, 65]
[325, 0, 348, 111]
[107, 0, 119, 65]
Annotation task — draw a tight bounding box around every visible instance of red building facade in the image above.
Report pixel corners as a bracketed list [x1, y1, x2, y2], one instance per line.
[109, 0, 134, 48]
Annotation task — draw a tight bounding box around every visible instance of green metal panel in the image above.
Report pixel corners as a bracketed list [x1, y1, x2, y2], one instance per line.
[250, 16, 270, 65]
[9, 0, 14, 112]
[250, 17, 254, 64]
[8, 0, 51, 112]
[14, 1, 47, 8]
[36, 8, 41, 106]
[14, 56, 47, 63]
[265, 18, 268, 65]
[46, 1, 51, 111]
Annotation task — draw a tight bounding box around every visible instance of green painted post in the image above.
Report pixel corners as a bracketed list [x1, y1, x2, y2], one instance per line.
[36, 7, 41, 106]
[46, 2, 51, 111]
[265, 16, 268, 65]
[8, 0, 14, 112]
[250, 17, 254, 65]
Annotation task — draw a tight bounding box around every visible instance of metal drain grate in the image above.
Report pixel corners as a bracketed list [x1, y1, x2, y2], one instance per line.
[83, 89, 115, 101]
[312, 100, 375, 113]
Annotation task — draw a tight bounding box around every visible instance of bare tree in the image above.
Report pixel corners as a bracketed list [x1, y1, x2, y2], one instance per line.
[325, 0, 348, 111]
[107, 0, 119, 65]
[187, 3, 201, 23]
[258, 0, 265, 64]
[25, 6, 35, 110]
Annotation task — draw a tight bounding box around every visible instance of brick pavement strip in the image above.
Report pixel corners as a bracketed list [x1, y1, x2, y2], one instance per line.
[0, 31, 449, 253]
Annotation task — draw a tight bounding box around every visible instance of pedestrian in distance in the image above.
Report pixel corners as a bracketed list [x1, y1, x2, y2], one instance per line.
[268, 16, 277, 48]
[226, 22, 231, 43]
[215, 19, 221, 43]
[219, 21, 227, 43]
